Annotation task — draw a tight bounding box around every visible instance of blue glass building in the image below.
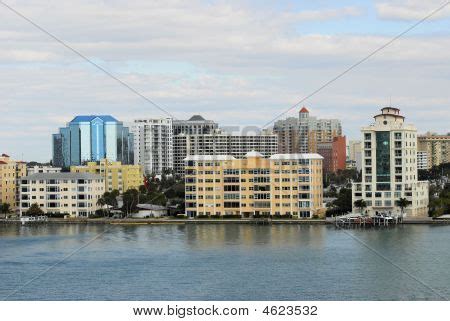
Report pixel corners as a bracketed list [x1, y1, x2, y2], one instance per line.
[53, 115, 133, 167]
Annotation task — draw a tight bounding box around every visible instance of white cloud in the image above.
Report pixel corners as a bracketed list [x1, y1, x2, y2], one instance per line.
[375, 0, 450, 21]
[0, 0, 449, 161]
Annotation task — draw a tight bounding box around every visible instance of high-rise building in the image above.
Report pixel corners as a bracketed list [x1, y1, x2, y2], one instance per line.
[20, 173, 104, 217]
[70, 159, 143, 193]
[273, 117, 300, 154]
[348, 140, 362, 171]
[173, 115, 218, 135]
[0, 154, 26, 211]
[274, 107, 342, 154]
[53, 115, 134, 168]
[352, 107, 429, 217]
[184, 152, 324, 218]
[417, 133, 450, 169]
[173, 131, 278, 176]
[317, 136, 347, 173]
[417, 151, 429, 170]
[131, 118, 173, 175]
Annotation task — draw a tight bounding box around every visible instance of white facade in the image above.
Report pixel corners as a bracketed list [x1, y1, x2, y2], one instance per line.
[173, 131, 278, 176]
[131, 118, 173, 175]
[20, 173, 104, 217]
[27, 165, 62, 176]
[417, 151, 429, 170]
[352, 107, 429, 217]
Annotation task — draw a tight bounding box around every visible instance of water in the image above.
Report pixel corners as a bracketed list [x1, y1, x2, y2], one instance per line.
[0, 224, 449, 300]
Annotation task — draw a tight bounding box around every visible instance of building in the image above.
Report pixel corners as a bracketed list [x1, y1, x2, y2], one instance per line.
[0, 154, 26, 211]
[132, 204, 168, 218]
[274, 107, 342, 154]
[131, 118, 173, 175]
[70, 159, 143, 193]
[273, 117, 300, 154]
[348, 140, 362, 171]
[417, 151, 429, 171]
[173, 115, 218, 135]
[184, 152, 324, 218]
[352, 107, 429, 217]
[317, 136, 347, 174]
[53, 115, 134, 168]
[173, 131, 278, 176]
[418, 133, 450, 169]
[27, 165, 62, 176]
[19, 173, 104, 217]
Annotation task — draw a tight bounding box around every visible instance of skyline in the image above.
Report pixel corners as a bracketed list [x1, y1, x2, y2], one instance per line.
[1, 0, 450, 161]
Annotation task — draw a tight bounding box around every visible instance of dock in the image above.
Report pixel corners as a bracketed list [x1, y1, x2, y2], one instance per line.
[334, 214, 402, 228]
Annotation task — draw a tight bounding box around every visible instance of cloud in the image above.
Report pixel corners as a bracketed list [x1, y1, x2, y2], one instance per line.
[375, 0, 450, 21]
[0, 0, 449, 161]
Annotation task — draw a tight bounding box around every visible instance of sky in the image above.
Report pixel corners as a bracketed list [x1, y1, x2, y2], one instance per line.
[0, 0, 449, 162]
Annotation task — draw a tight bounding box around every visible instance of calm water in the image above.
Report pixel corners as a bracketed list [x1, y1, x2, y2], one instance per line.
[0, 223, 449, 300]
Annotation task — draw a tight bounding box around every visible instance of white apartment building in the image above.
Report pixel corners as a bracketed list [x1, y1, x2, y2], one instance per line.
[20, 173, 104, 217]
[131, 118, 173, 175]
[352, 107, 429, 217]
[174, 131, 278, 176]
[417, 151, 429, 171]
[27, 165, 62, 176]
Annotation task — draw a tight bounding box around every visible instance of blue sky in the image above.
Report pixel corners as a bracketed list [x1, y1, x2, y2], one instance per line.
[0, 0, 449, 161]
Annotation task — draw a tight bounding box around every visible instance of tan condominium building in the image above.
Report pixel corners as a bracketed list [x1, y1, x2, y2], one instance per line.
[418, 133, 450, 169]
[70, 159, 143, 193]
[0, 153, 26, 211]
[20, 173, 104, 217]
[184, 151, 324, 218]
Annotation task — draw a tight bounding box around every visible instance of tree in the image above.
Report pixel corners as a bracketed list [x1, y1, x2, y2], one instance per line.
[1, 203, 10, 214]
[122, 188, 139, 216]
[353, 199, 367, 215]
[26, 203, 44, 216]
[103, 191, 118, 209]
[326, 188, 352, 217]
[396, 197, 411, 218]
[96, 197, 107, 217]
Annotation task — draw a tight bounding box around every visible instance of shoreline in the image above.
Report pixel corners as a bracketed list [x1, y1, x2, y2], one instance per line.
[1, 217, 449, 225]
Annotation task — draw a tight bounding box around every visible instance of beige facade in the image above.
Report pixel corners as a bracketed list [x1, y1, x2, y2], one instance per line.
[352, 107, 429, 217]
[418, 134, 450, 169]
[71, 159, 143, 193]
[0, 154, 26, 211]
[185, 152, 324, 218]
[20, 173, 104, 217]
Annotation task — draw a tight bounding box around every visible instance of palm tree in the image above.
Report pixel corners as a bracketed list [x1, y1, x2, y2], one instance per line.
[353, 199, 367, 215]
[96, 197, 106, 217]
[396, 197, 411, 219]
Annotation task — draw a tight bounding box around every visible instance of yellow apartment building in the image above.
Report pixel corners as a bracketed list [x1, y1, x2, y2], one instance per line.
[20, 173, 104, 217]
[0, 154, 27, 211]
[70, 159, 143, 193]
[184, 151, 324, 218]
[418, 134, 450, 169]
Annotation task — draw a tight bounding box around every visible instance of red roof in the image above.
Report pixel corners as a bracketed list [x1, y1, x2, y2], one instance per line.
[300, 107, 309, 113]
[0, 161, 7, 164]
[300, 106, 309, 113]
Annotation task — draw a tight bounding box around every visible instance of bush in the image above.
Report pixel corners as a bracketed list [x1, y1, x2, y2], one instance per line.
[221, 215, 241, 219]
[253, 213, 270, 218]
[176, 214, 188, 219]
[271, 214, 292, 219]
[46, 212, 66, 218]
[196, 215, 210, 219]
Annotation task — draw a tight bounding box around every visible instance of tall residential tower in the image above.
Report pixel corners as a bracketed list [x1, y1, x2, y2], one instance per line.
[352, 107, 428, 217]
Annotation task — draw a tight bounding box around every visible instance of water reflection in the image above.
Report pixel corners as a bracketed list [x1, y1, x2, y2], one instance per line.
[0, 224, 449, 300]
